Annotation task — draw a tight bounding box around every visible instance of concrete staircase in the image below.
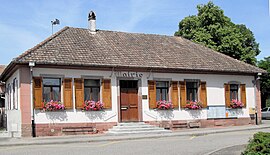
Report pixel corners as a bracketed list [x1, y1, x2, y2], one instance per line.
[107, 122, 172, 135]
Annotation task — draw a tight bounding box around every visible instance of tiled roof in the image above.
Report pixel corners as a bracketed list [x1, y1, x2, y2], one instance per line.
[13, 26, 265, 74]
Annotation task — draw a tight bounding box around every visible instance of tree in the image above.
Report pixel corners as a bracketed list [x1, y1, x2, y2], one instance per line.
[175, 1, 260, 65]
[258, 57, 270, 107]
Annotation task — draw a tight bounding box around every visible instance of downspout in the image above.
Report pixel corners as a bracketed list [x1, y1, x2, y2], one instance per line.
[254, 73, 261, 125]
[29, 62, 36, 137]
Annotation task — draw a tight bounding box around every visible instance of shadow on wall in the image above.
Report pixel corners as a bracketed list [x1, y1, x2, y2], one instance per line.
[156, 110, 174, 120]
[43, 111, 68, 121]
[84, 111, 107, 121]
[227, 108, 244, 117]
[186, 109, 203, 119]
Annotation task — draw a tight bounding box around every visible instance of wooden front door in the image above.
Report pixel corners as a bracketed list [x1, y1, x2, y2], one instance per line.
[120, 80, 139, 122]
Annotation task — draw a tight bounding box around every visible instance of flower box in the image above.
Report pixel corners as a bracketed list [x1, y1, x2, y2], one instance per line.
[229, 99, 244, 109]
[82, 100, 104, 111]
[185, 101, 202, 110]
[42, 100, 65, 111]
[156, 100, 173, 110]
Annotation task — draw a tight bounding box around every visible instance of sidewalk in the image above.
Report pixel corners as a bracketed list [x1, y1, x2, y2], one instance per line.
[0, 122, 269, 147]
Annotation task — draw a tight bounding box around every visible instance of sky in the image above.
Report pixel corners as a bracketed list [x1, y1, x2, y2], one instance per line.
[0, 0, 269, 65]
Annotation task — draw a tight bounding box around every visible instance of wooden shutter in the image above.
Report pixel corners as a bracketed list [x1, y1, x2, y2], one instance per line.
[200, 81, 207, 108]
[179, 81, 186, 108]
[33, 77, 43, 109]
[224, 83, 230, 107]
[148, 80, 156, 109]
[240, 84, 246, 107]
[64, 78, 73, 109]
[102, 79, 112, 109]
[75, 78, 84, 109]
[171, 81, 179, 109]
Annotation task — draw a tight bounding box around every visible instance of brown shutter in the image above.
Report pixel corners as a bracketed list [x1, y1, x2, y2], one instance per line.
[148, 80, 156, 109]
[102, 79, 112, 109]
[240, 84, 246, 107]
[75, 78, 84, 109]
[179, 81, 186, 108]
[171, 81, 179, 109]
[224, 83, 230, 107]
[64, 78, 73, 109]
[33, 77, 43, 109]
[200, 81, 207, 108]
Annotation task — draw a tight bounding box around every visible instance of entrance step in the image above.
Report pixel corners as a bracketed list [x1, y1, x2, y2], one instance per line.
[107, 122, 172, 135]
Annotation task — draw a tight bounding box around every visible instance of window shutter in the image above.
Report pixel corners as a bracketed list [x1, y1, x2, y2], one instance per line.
[224, 83, 230, 107]
[240, 84, 246, 107]
[75, 78, 84, 109]
[200, 81, 207, 108]
[179, 81, 186, 108]
[33, 77, 43, 109]
[171, 81, 179, 109]
[64, 78, 73, 109]
[102, 79, 112, 109]
[148, 80, 156, 109]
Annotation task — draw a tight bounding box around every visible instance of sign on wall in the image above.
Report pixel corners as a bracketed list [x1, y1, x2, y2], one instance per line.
[115, 71, 143, 78]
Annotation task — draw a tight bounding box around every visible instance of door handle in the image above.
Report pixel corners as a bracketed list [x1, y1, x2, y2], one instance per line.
[121, 106, 129, 110]
[129, 105, 137, 108]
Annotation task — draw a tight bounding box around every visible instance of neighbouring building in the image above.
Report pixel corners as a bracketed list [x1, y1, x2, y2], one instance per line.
[0, 65, 5, 107]
[0, 12, 266, 137]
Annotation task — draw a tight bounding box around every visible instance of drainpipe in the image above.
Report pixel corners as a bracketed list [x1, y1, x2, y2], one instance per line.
[29, 62, 36, 137]
[254, 73, 261, 125]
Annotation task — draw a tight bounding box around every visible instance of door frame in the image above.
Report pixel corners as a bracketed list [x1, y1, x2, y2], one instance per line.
[117, 78, 142, 122]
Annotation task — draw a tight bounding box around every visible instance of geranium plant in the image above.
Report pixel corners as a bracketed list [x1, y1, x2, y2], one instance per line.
[156, 100, 173, 110]
[82, 100, 104, 111]
[42, 100, 65, 111]
[185, 101, 203, 110]
[229, 99, 244, 108]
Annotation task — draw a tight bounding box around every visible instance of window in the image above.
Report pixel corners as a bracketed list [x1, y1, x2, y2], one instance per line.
[230, 84, 239, 100]
[186, 81, 198, 101]
[43, 78, 61, 102]
[12, 78, 18, 109]
[84, 79, 100, 102]
[156, 81, 169, 101]
[6, 84, 11, 110]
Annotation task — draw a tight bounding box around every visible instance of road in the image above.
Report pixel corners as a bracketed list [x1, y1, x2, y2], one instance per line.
[0, 128, 269, 155]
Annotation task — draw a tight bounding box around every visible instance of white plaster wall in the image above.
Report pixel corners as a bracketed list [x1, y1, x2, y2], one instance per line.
[33, 68, 117, 124]
[143, 72, 255, 121]
[5, 69, 21, 136]
[32, 68, 256, 123]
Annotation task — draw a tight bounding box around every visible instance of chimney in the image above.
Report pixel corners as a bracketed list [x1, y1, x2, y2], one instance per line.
[88, 11, 96, 33]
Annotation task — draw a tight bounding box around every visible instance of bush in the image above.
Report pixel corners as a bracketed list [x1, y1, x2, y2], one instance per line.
[242, 132, 270, 155]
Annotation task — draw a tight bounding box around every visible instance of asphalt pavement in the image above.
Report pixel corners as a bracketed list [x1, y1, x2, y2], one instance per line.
[0, 120, 269, 147]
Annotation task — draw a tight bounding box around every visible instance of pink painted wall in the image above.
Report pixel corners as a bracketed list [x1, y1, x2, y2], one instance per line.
[19, 67, 32, 137]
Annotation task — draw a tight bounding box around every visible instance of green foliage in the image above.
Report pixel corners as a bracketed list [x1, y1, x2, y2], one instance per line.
[266, 99, 270, 107]
[242, 132, 270, 155]
[175, 1, 260, 65]
[258, 57, 270, 102]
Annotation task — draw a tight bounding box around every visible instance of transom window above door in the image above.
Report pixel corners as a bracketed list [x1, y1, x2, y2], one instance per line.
[84, 79, 100, 102]
[43, 78, 61, 102]
[156, 81, 169, 101]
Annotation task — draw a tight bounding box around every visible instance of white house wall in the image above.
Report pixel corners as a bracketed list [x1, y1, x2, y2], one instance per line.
[5, 69, 21, 137]
[32, 68, 256, 124]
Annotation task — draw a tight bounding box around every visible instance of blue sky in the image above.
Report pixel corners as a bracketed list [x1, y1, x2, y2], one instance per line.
[0, 0, 269, 65]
